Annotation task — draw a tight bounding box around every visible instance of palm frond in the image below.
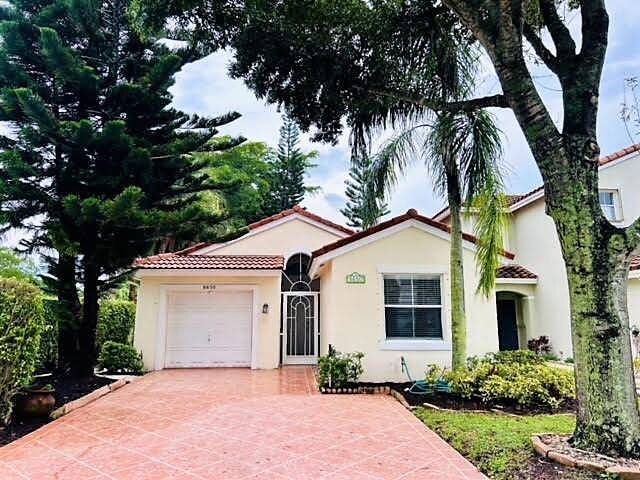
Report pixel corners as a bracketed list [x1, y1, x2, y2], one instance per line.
[369, 123, 431, 198]
[473, 171, 509, 297]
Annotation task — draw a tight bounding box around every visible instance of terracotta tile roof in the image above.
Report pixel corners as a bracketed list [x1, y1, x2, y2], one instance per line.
[312, 209, 515, 259]
[434, 144, 640, 218]
[599, 143, 640, 167]
[631, 256, 640, 271]
[248, 205, 354, 235]
[134, 254, 284, 270]
[505, 186, 545, 207]
[497, 264, 538, 279]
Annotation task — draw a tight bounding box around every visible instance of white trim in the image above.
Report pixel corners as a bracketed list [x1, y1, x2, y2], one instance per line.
[509, 189, 545, 212]
[630, 270, 640, 280]
[376, 267, 450, 347]
[496, 278, 538, 285]
[196, 214, 350, 254]
[283, 249, 313, 265]
[281, 292, 319, 365]
[379, 339, 452, 351]
[433, 209, 451, 222]
[155, 284, 260, 370]
[136, 269, 281, 278]
[310, 220, 481, 277]
[598, 150, 640, 172]
[598, 187, 624, 223]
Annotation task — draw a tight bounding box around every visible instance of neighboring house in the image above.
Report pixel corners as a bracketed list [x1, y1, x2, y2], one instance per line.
[133, 144, 640, 382]
[433, 143, 640, 358]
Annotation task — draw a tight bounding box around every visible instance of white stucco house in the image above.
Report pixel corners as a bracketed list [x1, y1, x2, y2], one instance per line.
[132, 143, 640, 382]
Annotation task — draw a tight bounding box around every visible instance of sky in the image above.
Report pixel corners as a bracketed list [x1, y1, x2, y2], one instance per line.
[168, 0, 640, 226]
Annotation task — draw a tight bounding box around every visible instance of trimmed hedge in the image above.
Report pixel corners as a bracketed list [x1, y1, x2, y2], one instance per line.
[442, 350, 575, 410]
[0, 277, 45, 424]
[96, 299, 136, 349]
[97, 341, 143, 374]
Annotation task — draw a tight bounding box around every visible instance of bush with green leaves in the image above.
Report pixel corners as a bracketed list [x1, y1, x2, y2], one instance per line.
[96, 300, 136, 350]
[440, 350, 575, 410]
[317, 350, 364, 388]
[97, 341, 144, 374]
[0, 277, 45, 425]
[36, 298, 60, 373]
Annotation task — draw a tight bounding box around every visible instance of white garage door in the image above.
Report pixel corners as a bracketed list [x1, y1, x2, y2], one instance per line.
[165, 290, 253, 368]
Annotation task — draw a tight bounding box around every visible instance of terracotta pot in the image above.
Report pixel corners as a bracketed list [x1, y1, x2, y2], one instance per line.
[16, 388, 56, 417]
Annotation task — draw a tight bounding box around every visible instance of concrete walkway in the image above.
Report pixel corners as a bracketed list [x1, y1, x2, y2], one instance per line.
[0, 368, 485, 479]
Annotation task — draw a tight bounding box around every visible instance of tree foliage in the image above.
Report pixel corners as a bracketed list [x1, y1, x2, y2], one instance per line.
[340, 154, 389, 230]
[198, 139, 273, 226]
[0, 0, 243, 373]
[265, 114, 318, 214]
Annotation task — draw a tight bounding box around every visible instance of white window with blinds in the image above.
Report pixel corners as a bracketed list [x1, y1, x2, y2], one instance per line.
[383, 274, 443, 340]
[599, 190, 621, 222]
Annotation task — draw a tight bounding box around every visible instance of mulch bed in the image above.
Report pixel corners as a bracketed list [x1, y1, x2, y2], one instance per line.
[391, 382, 577, 415]
[517, 456, 604, 479]
[0, 374, 113, 447]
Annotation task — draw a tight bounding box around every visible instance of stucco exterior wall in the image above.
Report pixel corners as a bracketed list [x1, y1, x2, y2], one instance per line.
[211, 219, 343, 256]
[133, 274, 281, 371]
[318, 226, 499, 382]
[506, 199, 574, 357]
[599, 153, 640, 228]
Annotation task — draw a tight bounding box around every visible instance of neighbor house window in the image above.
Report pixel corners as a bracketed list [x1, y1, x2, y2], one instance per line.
[383, 275, 443, 339]
[599, 190, 620, 221]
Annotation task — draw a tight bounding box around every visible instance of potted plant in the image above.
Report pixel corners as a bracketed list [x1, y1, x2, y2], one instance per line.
[16, 384, 56, 417]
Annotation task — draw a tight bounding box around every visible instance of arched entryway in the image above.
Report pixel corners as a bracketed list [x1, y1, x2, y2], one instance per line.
[281, 253, 319, 364]
[496, 291, 527, 351]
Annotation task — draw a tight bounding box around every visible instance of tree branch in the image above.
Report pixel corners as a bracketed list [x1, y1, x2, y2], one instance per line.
[538, 0, 576, 60]
[523, 22, 559, 72]
[367, 88, 509, 112]
[581, 0, 609, 57]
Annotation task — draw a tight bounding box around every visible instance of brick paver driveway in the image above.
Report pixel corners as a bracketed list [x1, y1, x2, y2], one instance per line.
[0, 368, 485, 479]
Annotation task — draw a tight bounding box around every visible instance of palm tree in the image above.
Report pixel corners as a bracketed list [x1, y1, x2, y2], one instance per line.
[371, 109, 506, 370]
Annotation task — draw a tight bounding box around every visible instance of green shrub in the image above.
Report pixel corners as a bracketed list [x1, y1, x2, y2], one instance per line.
[36, 298, 59, 373]
[317, 350, 364, 388]
[441, 350, 575, 410]
[96, 300, 136, 350]
[0, 277, 45, 424]
[97, 341, 143, 374]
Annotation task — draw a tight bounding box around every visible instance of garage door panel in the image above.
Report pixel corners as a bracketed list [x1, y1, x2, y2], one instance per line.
[165, 290, 253, 368]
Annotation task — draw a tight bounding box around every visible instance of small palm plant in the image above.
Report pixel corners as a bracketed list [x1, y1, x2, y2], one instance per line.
[370, 109, 507, 370]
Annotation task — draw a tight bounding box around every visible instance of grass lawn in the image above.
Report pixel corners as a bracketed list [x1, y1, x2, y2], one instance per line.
[414, 408, 603, 480]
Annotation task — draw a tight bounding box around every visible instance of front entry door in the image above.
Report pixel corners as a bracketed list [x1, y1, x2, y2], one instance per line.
[496, 299, 519, 351]
[283, 293, 318, 364]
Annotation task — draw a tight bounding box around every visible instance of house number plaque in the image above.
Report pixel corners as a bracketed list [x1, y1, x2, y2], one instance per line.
[202, 284, 216, 291]
[345, 272, 366, 284]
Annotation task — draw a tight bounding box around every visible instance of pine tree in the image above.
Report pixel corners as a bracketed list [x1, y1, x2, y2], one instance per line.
[340, 155, 389, 230]
[0, 0, 241, 374]
[266, 114, 319, 214]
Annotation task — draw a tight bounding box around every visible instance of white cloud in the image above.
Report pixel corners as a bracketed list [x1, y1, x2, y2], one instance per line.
[163, 2, 638, 223]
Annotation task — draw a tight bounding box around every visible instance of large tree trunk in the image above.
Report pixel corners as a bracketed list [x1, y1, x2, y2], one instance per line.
[447, 170, 467, 370]
[546, 146, 640, 455]
[442, 0, 640, 457]
[56, 254, 82, 371]
[76, 256, 100, 376]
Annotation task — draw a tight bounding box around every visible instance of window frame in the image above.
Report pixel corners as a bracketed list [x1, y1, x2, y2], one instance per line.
[599, 189, 622, 222]
[377, 266, 451, 351]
